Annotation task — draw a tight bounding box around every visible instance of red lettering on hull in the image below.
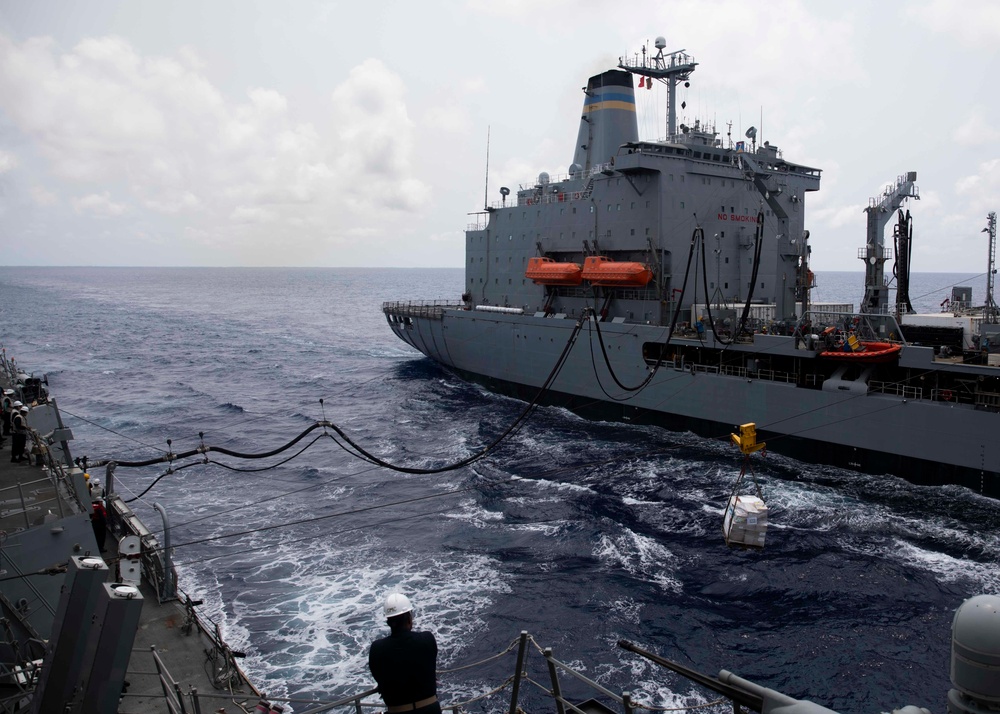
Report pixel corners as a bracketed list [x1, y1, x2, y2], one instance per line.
[717, 213, 758, 223]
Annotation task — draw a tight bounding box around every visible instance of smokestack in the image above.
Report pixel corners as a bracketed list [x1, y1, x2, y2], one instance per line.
[571, 70, 638, 174]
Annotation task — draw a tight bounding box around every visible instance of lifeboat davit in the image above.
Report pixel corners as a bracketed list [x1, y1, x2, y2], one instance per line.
[581, 256, 653, 287]
[525, 257, 583, 286]
[819, 341, 902, 363]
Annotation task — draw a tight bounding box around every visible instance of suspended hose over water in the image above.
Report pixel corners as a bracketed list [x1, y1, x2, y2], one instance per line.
[96, 315, 588, 478]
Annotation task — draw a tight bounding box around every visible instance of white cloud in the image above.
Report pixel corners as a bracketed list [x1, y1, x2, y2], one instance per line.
[955, 159, 1000, 214]
[954, 110, 1000, 146]
[0, 150, 17, 173]
[0, 32, 437, 264]
[811, 204, 860, 230]
[72, 192, 126, 216]
[230, 205, 278, 223]
[329, 58, 431, 212]
[30, 185, 57, 206]
[907, 0, 1000, 49]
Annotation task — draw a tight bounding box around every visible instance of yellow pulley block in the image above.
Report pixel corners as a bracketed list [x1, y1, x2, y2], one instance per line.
[731, 422, 765, 455]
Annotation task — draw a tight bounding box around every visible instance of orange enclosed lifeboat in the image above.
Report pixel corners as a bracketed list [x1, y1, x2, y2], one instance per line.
[525, 257, 583, 286]
[581, 256, 653, 287]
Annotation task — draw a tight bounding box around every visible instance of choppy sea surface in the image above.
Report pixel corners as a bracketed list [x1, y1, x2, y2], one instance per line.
[0, 267, 997, 713]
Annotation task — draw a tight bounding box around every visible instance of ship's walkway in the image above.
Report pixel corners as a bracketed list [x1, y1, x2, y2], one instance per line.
[383, 301, 464, 320]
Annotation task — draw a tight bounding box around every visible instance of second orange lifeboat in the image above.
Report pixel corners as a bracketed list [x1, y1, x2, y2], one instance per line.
[582, 256, 653, 287]
[525, 257, 583, 286]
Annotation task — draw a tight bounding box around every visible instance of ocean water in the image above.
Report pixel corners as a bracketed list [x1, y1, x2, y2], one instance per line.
[0, 267, 997, 713]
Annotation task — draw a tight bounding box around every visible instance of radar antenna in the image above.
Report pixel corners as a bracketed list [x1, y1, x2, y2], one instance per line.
[618, 36, 697, 141]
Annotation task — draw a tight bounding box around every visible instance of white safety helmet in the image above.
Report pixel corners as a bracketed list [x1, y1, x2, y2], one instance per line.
[12, 401, 22, 408]
[384, 593, 413, 618]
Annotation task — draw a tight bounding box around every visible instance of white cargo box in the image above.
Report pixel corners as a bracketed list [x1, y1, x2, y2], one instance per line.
[901, 313, 982, 350]
[723, 494, 768, 548]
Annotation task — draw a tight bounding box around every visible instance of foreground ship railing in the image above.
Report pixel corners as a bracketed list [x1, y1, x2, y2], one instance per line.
[187, 595, 995, 714]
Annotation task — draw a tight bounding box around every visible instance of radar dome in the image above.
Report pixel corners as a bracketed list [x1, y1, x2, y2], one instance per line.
[655, 36, 666, 49]
[538, 172, 550, 186]
[569, 163, 582, 177]
[950, 594, 1000, 708]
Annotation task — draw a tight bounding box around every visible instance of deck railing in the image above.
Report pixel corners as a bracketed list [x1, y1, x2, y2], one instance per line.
[382, 301, 465, 320]
[130, 627, 710, 714]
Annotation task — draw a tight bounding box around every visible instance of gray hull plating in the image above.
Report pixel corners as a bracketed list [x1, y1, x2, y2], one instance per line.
[387, 310, 999, 496]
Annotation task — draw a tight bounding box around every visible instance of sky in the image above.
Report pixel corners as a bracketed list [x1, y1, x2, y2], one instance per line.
[0, 0, 998, 270]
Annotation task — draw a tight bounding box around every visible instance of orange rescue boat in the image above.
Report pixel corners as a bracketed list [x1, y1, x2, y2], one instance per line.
[819, 341, 902, 363]
[581, 256, 653, 287]
[525, 257, 583, 286]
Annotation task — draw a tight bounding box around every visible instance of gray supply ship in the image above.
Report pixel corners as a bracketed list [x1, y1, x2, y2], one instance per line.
[383, 37, 1000, 498]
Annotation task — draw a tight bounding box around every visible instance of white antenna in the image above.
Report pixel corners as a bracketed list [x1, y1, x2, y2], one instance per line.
[483, 126, 491, 210]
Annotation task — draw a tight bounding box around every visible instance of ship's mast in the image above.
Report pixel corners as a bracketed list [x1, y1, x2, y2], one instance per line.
[619, 37, 697, 141]
[984, 211, 998, 323]
[860, 172, 919, 314]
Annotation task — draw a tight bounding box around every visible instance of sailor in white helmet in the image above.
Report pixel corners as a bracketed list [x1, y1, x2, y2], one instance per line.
[368, 593, 441, 714]
[10, 405, 28, 464]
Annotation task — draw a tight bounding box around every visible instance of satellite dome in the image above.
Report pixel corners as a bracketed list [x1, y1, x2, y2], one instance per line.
[655, 36, 666, 49]
[538, 172, 550, 186]
[950, 595, 1000, 705]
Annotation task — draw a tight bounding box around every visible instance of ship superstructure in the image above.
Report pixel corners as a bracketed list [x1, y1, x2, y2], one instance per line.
[384, 37, 1000, 498]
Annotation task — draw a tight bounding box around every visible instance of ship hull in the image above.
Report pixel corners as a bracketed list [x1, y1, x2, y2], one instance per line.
[387, 308, 1000, 498]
